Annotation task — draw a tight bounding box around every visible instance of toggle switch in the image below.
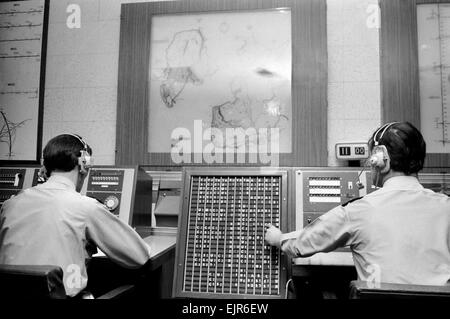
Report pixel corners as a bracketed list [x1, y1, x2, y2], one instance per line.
[14, 173, 22, 187]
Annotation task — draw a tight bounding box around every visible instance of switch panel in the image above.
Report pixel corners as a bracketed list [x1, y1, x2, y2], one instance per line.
[174, 167, 289, 299]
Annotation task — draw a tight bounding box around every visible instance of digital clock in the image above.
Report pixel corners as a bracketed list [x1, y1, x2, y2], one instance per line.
[335, 142, 369, 160]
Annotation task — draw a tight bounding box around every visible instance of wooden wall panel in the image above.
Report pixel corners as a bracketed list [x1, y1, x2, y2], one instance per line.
[380, 0, 450, 168]
[288, 0, 327, 167]
[116, 5, 151, 165]
[116, 0, 327, 167]
[380, 0, 420, 126]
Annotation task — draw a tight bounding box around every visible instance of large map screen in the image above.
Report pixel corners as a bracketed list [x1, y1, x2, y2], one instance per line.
[148, 9, 292, 155]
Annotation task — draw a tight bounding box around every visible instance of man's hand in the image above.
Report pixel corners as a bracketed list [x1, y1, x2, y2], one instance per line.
[265, 224, 282, 248]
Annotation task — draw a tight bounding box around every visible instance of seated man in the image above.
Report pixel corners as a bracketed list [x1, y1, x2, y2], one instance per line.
[0, 134, 151, 297]
[266, 122, 450, 286]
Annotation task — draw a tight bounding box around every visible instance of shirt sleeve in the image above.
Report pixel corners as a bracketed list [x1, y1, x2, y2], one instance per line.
[84, 200, 151, 268]
[280, 205, 354, 257]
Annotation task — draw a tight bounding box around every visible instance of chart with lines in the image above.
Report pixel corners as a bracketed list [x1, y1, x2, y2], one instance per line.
[417, 3, 450, 153]
[0, 0, 46, 161]
[174, 169, 288, 298]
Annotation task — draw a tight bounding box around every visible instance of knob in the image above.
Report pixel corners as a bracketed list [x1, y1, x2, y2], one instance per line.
[104, 196, 119, 211]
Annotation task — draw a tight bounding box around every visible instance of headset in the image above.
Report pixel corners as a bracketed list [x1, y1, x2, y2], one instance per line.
[369, 122, 398, 174]
[65, 133, 93, 175]
[355, 122, 398, 189]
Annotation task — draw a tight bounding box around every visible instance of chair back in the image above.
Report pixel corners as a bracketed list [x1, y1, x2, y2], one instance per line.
[0, 264, 66, 299]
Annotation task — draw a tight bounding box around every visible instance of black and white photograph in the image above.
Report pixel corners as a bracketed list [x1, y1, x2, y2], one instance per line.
[0, 0, 449, 312]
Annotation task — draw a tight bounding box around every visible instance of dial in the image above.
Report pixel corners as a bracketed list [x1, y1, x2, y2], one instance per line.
[104, 195, 119, 211]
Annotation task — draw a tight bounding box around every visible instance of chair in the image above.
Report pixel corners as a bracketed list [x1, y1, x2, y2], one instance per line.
[0, 264, 66, 299]
[0, 264, 135, 299]
[349, 280, 450, 299]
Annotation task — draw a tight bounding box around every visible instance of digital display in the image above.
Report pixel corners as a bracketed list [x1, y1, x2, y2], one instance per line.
[335, 143, 369, 160]
[355, 147, 365, 155]
[339, 146, 351, 156]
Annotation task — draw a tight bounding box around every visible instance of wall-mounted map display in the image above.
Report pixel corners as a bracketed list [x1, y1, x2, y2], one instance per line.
[417, 4, 450, 154]
[0, 0, 46, 162]
[148, 9, 292, 154]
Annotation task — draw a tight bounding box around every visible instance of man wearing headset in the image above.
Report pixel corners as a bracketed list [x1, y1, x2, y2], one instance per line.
[265, 122, 450, 286]
[0, 134, 152, 297]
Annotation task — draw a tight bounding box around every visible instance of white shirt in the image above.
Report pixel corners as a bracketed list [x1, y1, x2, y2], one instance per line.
[281, 175, 450, 286]
[0, 175, 151, 297]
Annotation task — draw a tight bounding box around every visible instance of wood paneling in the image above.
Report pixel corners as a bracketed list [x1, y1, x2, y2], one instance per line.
[380, 0, 420, 126]
[380, 0, 450, 167]
[116, 0, 327, 167]
[116, 4, 151, 165]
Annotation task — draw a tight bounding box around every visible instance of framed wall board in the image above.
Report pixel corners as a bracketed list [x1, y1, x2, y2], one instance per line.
[116, 0, 327, 167]
[0, 0, 48, 164]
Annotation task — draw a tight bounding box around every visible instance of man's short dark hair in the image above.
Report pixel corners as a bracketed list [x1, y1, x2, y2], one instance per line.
[43, 134, 92, 176]
[368, 122, 426, 175]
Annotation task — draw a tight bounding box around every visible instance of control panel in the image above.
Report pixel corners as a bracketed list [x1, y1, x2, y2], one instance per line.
[83, 169, 124, 215]
[295, 168, 373, 230]
[173, 167, 289, 299]
[80, 166, 152, 227]
[1, 166, 152, 228]
[0, 167, 41, 209]
[293, 167, 374, 261]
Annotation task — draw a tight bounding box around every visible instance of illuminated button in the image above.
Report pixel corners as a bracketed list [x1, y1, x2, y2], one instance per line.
[104, 196, 119, 211]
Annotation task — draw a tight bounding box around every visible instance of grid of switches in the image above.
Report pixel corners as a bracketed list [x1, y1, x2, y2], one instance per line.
[183, 175, 281, 296]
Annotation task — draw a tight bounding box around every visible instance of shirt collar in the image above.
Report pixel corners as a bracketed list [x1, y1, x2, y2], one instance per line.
[381, 175, 423, 191]
[43, 174, 77, 192]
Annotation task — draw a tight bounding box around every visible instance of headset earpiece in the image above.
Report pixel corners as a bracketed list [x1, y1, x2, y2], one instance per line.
[37, 166, 48, 182]
[78, 150, 92, 175]
[66, 133, 92, 174]
[37, 157, 48, 182]
[370, 122, 398, 174]
[369, 145, 390, 173]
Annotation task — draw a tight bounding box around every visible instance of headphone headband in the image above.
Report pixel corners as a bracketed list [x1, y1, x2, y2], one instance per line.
[370, 123, 398, 175]
[373, 122, 399, 146]
[65, 133, 88, 151]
